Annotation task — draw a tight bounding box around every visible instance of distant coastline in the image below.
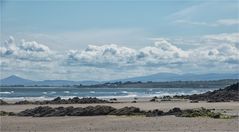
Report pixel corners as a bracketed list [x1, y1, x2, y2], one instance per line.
[1, 79, 238, 88]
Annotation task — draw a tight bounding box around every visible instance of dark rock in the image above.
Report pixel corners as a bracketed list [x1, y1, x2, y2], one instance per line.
[211, 113, 221, 118]
[69, 107, 84, 116]
[15, 100, 32, 105]
[109, 106, 144, 116]
[18, 105, 116, 117]
[187, 83, 239, 102]
[150, 96, 158, 102]
[150, 98, 156, 102]
[146, 109, 164, 117]
[52, 97, 61, 102]
[176, 107, 223, 118]
[8, 112, 16, 116]
[166, 107, 182, 116]
[0, 99, 8, 105]
[110, 98, 117, 101]
[162, 96, 172, 99]
[77, 97, 109, 104]
[45, 107, 67, 117]
[131, 101, 137, 103]
[173, 95, 188, 99]
[17, 106, 55, 117]
[160, 96, 172, 101]
[16, 105, 227, 119]
[190, 100, 199, 103]
[14, 97, 110, 105]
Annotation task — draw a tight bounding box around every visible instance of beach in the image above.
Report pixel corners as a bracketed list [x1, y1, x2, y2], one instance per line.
[1, 99, 238, 132]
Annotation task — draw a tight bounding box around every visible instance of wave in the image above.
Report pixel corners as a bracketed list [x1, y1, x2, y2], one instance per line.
[0, 96, 78, 101]
[121, 91, 128, 94]
[0, 88, 213, 101]
[64, 91, 70, 94]
[49, 91, 56, 94]
[90, 91, 95, 93]
[0, 91, 14, 94]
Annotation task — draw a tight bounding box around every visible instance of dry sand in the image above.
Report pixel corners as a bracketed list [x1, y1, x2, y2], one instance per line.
[0, 100, 239, 132]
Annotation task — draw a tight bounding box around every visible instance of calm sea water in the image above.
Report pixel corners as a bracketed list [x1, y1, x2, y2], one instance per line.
[0, 87, 219, 100]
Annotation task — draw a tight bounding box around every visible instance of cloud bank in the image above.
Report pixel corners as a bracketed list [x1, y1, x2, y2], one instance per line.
[1, 33, 239, 80]
[1, 36, 53, 62]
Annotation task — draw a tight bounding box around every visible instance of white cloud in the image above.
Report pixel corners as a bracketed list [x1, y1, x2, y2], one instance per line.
[65, 44, 137, 68]
[65, 36, 238, 71]
[189, 44, 239, 66]
[65, 38, 189, 68]
[203, 33, 239, 44]
[1, 36, 53, 61]
[1, 34, 239, 80]
[170, 1, 238, 28]
[217, 19, 239, 26]
[173, 20, 214, 26]
[174, 19, 239, 27]
[169, 1, 237, 21]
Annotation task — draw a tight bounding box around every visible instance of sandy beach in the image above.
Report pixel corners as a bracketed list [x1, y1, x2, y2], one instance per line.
[1, 99, 238, 132]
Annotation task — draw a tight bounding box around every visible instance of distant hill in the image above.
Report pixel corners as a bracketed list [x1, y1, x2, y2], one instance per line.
[0, 75, 34, 85]
[114, 73, 239, 82]
[1, 73, 238, 86]
[0, 75, 98, 86]
[81, 79, 239, 88]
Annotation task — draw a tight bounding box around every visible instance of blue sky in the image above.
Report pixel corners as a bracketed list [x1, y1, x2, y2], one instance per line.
[1, 0, 239, 80]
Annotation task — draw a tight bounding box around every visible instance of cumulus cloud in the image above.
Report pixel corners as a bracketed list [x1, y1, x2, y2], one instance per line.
[189, 44, 239, 65]
[1, 34, 238, 80]
[66, 44, 137, 67]
[65, 36, 239, 70]
[0, 36, 53, 61]
[65, 38, 189, 68]
[203, 33, 239, 44]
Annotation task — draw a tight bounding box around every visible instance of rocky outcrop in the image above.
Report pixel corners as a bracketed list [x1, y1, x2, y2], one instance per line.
[165, 107, 182, 116]
[177, 107, 223, 118]
[188, 83, 239, 102]
[15, 100, 32, 105]
[14, 97, 110, 105]
[17, 106, 142, 117]
[16, 105, 225, 119]
[109, 107, 144, 116]
[146, 109, 164, 117]
[0, 99, 8, 105]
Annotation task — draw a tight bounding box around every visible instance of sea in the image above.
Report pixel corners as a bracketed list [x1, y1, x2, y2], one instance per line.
[0, 86, 219, 101]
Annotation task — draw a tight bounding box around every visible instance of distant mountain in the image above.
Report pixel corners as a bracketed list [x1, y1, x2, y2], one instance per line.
[114, 73, 239, 82]
[0, 75, 99, 86]
[0, 75, 34, 85]
[1, 73, 238, 86]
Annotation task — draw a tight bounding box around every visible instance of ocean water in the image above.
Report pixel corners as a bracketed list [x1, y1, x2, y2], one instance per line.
[0, 86, 219, 100]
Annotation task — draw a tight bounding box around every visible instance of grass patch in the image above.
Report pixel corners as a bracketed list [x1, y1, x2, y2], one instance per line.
[0, 111, 16, 116]
[177, 107, 233, 119]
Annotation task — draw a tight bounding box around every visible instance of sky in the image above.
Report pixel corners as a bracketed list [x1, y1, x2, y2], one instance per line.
[0, 0, 239, 81]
